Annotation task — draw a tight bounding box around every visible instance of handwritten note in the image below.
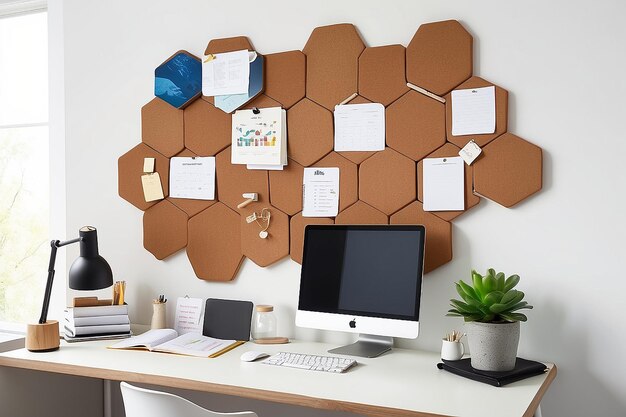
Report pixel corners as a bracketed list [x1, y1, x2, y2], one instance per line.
[169, 157, 215, 200]
[334, 103, 385, 151]
[451, 86, 496, 136]
[174, 297, 204, 335]
[302, 167, 340, 217]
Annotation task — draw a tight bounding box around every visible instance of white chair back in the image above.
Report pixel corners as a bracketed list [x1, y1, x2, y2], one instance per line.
[120, 382, 258, 417]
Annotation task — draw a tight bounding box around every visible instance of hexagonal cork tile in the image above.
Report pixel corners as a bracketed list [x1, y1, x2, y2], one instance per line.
[386, 90, 446, 161]
[359, 45, 409, 107]
[287, 98, 333, 166]
[337, 95, 377, 165]
[290, 212, 334, 264]
[445, 76, 508, 148]
[359, 147, 416, 215]
[241, 94, 281, 110]
[204, 36, 253, 55]
[303, 24, 365, 111]
[313, 152, 358, 212]
[215, 147, 269, 211]
[184, 98, 231, 156]
[167, 148, 216, 217]
[141, 98, 184, 157]
[417, 143, 480, 221]
[239, 203, 290, 267]
[118, 143, 170, 211]
[335, 201, 388, 225]
[473, 133, 542, 208]
[406, 20, 473, 96]
[264, 50, 306, 109]
[269, 158, 304, 216]
[143, 200, 189, 260]
[390, 201, 452, 274]
[187, 203, 244, 281]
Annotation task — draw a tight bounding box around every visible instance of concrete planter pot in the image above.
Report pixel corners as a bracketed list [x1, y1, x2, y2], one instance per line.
[466, 321, 520, 371]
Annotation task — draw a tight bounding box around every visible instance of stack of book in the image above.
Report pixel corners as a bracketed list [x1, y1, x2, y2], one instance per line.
[64, 304, 131, 342]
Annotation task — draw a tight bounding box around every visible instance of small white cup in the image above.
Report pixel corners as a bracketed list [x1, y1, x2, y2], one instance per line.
[441, 339, 465, 361]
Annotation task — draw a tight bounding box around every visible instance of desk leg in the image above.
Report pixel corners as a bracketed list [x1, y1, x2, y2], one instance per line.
[104, 379, 112, 417]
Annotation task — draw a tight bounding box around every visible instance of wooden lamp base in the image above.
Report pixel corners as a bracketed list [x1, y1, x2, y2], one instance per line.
[26, 320, 60, 352]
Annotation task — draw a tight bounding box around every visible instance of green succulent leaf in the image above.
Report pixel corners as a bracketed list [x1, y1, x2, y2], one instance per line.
[450, 299, 479, 314]
[458, 280, 479, 301]
[483, 273, 496, 293]
[495, 272, 505, 291]
[509, 301, 534, 312]
[483, 291, 504, 306]
[500, 289, 523, 305]
[504, 274, 520, 292]
[472, 270, 484, 298]
[499, 312, 528, 322]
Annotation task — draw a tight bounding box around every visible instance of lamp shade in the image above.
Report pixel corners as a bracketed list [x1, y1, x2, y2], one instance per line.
[68, 226, 113, 290]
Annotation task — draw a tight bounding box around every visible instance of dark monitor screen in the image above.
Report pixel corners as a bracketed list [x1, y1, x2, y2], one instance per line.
[299, 225, 425, 321]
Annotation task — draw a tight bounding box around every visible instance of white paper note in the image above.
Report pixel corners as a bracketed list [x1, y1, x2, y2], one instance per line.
[174, 297, 204, 335]
[302, 167, 340, 217]
[422, 156, 465, 211]
[231, 107, 286, 166]
[451, 86, 496, 136]
[202, 50, 250, 96]
[334, 103, 385, 151]
[169, 157, 215, 200]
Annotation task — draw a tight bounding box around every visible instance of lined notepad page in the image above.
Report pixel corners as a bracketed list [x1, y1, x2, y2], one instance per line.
[451, 86, 496, 136]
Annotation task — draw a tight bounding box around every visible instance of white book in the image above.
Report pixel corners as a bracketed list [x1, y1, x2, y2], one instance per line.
[64, 323, 131, 337]
[65, 314, 130, 327]
[109, 329, 243, 358]
[66, 305, 129, 318]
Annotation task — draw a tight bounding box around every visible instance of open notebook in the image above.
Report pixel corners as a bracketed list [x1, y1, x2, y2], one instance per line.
[108, 329, 243, 358]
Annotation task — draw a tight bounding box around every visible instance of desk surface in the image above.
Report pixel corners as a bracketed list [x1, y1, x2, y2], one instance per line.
[0, 340, 555, 417]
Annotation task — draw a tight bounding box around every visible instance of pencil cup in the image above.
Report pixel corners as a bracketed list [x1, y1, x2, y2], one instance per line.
[151, 302, 166, 329]
[441, 339, 465, 361]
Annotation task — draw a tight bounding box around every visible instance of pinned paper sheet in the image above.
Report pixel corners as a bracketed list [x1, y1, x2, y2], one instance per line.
[202, 49, 250, 97]
[141, 173, 164, 202]
[334, 103, 385, 152]
[174, 297, 204, 335]
[303, 167, 340, 217]
[423, 156, 465, 212]
[231, 107, 287, 166]
[169, 157, 215, 200]
[143, 157, 155, 173]
[451, 86, 496, 136]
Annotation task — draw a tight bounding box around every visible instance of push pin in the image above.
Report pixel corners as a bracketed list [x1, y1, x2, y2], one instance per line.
[252, 107, 260, 115]
[237, 193, 258, 209]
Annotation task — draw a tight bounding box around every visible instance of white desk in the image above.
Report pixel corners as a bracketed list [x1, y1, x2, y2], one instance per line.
[0, 340, 555, 417]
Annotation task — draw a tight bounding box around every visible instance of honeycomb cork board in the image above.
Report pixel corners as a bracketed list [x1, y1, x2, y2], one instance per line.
[118, 21, 544, 282]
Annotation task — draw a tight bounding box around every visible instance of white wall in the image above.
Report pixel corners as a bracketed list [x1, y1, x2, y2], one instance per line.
[56, 1, 626, 416]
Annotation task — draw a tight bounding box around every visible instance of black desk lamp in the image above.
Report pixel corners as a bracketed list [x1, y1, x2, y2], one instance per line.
[26, 226, 113, 352]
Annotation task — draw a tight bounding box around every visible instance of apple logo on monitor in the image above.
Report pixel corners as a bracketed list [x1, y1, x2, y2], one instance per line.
[349, 319, 356, 328]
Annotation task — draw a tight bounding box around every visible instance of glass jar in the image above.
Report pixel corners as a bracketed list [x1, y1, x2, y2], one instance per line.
[251, 305, 277, 340]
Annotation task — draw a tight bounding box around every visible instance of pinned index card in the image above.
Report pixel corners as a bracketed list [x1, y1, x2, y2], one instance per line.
[451, 86, 496, 136]
[423, 156, 465, 212]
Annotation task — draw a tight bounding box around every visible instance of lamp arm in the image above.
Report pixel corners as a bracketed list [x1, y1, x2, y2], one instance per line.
[38, 237, 83, 324]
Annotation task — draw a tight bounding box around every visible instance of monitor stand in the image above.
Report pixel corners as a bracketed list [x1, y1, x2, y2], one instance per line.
[328, 334, 393, 358]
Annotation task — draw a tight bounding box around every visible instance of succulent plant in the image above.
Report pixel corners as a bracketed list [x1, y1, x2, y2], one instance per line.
[447, 268, 533, 323]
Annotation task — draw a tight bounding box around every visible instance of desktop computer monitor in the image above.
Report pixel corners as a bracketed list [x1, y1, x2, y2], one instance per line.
[296, 225, 425, 358]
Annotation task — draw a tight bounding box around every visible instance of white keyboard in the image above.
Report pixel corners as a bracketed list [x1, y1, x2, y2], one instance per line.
[262, 352, 357, 373]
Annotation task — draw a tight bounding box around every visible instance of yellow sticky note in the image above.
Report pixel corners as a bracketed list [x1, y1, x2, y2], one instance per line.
[143, 157, 155, 173]
[141, 172, 164, 202]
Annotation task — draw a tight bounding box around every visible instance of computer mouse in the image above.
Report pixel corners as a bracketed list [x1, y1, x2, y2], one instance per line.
[240, 351, 270, 362]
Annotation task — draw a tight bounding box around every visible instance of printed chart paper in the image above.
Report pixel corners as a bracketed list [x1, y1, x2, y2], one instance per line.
[422, 156, 465, 212]
[302, 167, 340, 217]
[169, 157, 215, 200]
[231, 107, 286, 166]
[451, 86, 496, 136]
[202, 49, 250, 96]
[334, 103, 385, 151]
